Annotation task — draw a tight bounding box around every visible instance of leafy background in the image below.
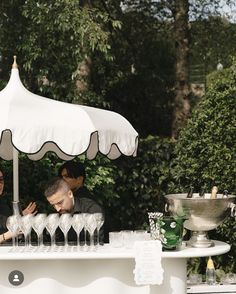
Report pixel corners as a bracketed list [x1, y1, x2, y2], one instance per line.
[0, 0, 236, 278]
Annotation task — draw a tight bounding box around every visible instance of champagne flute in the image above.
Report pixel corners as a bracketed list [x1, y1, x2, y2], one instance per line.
[72, 214, 85, 247]
[58, 213, 72, 246]
[6, 215, 20, 247]
[84, 214, 97, 251]
[93, 213, 104, 246]
[81, 213, 90, 250]
[45, 213, 59, 247]
[19, 215, 33, 246]
[32, 213, 47, 247]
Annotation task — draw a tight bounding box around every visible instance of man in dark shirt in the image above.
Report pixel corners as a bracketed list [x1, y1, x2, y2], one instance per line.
[44, 177, 104, 244]
[58, 161, 95, 202]
[58, 161, 106, 243]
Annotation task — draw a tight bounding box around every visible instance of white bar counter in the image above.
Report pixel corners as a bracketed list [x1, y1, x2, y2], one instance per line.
[0, 241, 230, 294]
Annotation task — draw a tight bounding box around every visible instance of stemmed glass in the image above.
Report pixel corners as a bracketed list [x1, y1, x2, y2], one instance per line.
[84, 214, 97, 251]
[19, 215, 33, 246]
[80, 213, 89, 249]
[93, 213, 104, 246]
[71, 214, 85, 247]
[32, 213, 47, 247]
[45, 213, 59, 247]
[6, 215, 20, 247]
[58, 213, 72, 246]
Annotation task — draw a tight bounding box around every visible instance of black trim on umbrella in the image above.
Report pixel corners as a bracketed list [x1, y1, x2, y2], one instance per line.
[0, 129, 139, 161]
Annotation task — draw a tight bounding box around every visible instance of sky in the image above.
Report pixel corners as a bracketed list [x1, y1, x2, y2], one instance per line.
[221, 1, 236, 22]
[120, 1, 236, 22]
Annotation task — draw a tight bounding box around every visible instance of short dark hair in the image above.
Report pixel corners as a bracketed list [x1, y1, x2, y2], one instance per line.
[58, 161, 86, 180]
[44, 177, 70, 198]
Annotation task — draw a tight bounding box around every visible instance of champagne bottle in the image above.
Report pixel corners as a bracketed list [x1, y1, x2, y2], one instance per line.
[187, 186, 194, 198]
[206, 256, 216, 285]
[223, 190, 228, 198]
[199, 188, 205, 197]
[210, 186, 218, 199]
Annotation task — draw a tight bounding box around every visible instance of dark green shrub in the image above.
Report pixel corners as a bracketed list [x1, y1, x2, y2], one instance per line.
[169, 67, 236, 193]
[111, 136, 174, 231]
[169, 65, 236, 272]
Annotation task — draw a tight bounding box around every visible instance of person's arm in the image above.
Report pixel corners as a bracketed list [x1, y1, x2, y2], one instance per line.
[0, 230, 14, 244]
[22, 201, 37, 215]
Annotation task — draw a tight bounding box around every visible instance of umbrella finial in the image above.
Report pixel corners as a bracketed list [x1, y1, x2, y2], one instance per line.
[12, 56, 18, 69]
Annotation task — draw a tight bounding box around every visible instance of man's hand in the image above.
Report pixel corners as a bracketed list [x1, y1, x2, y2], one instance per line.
[22, 201, 37, 216]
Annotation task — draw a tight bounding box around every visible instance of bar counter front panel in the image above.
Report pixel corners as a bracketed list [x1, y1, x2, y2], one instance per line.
[0, 241, 230, 294]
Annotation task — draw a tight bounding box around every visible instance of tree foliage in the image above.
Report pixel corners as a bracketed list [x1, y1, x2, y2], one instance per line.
[119, 0, 236, 137]
[0, 0, 118, 105]
[190, 17, 236, 77]
[1, 0, 236, 136]
[0, 0, 236, 271]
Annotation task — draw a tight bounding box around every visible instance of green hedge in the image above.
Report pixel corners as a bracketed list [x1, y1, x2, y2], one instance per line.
[169, 65, 236, 273]
[169, 67, 236, 194]
[109, 136, 174, 231]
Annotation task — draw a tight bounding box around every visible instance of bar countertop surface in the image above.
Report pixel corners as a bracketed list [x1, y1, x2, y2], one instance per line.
[0, 240, 230, 260]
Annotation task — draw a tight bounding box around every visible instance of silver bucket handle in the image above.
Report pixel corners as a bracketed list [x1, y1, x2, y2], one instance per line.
[165, 203, 169, 212]
[229, 203, 236, 217]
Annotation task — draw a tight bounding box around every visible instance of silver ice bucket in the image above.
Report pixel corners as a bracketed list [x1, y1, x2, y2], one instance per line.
[165, 193, 236, 248]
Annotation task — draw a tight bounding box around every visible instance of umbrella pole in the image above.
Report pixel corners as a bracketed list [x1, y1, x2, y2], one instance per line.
[13, 148, 19, 202]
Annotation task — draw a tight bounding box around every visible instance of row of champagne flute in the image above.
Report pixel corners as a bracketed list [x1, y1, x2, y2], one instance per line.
[6, 212, 104, 248]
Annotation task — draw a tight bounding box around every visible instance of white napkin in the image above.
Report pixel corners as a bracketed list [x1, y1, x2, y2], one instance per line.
[133, 240, 164, 285]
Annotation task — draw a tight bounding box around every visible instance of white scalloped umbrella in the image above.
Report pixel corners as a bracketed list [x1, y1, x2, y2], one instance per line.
[0, 59, 138, 201]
